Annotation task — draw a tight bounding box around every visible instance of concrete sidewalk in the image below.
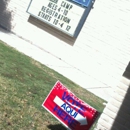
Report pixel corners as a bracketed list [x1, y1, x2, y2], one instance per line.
[0, 27, 114, 101]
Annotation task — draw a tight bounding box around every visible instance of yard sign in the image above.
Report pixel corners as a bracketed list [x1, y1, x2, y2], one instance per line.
[42, 81, 99, 130]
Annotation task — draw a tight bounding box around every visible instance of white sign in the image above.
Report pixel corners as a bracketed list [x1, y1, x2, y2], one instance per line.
[27, 0, 85, 36]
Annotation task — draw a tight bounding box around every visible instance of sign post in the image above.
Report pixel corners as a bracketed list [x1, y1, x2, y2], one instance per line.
[42, 81, 99, 130]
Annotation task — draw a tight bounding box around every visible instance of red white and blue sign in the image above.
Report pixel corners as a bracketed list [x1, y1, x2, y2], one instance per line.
[42, 81, 99, 130]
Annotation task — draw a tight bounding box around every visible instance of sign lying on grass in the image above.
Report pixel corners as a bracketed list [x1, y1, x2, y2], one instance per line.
[42, 81, 99, 130]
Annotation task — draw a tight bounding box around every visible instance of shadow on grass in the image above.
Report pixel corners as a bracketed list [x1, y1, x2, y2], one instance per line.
[47, 124, 67, 130]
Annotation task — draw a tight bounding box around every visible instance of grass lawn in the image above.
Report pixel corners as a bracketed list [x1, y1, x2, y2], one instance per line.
[0, 40, 106, 130]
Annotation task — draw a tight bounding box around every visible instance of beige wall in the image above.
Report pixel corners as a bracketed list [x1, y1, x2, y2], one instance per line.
[0, 0, 130, 100]
[95, 62, 130, 130]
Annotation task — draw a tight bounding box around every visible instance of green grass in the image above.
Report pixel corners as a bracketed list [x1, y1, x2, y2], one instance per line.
[0, 41, 106, 130]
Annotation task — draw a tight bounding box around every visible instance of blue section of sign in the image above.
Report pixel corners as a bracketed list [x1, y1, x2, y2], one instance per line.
[71, 0, 91, 7]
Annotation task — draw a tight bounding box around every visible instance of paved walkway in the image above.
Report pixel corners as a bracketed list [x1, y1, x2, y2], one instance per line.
[0, 27, 114, 101]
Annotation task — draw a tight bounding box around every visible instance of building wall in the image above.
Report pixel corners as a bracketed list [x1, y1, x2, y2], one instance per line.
[0, 0, 130, 100]
[95, 62, 130, 130]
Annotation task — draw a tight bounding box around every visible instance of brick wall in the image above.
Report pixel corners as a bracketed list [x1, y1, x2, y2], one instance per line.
[95, 62, 130, 130]
[0, 0, 130, 100]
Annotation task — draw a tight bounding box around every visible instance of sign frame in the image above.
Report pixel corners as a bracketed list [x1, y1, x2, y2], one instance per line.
[26, 0, 95, 37]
